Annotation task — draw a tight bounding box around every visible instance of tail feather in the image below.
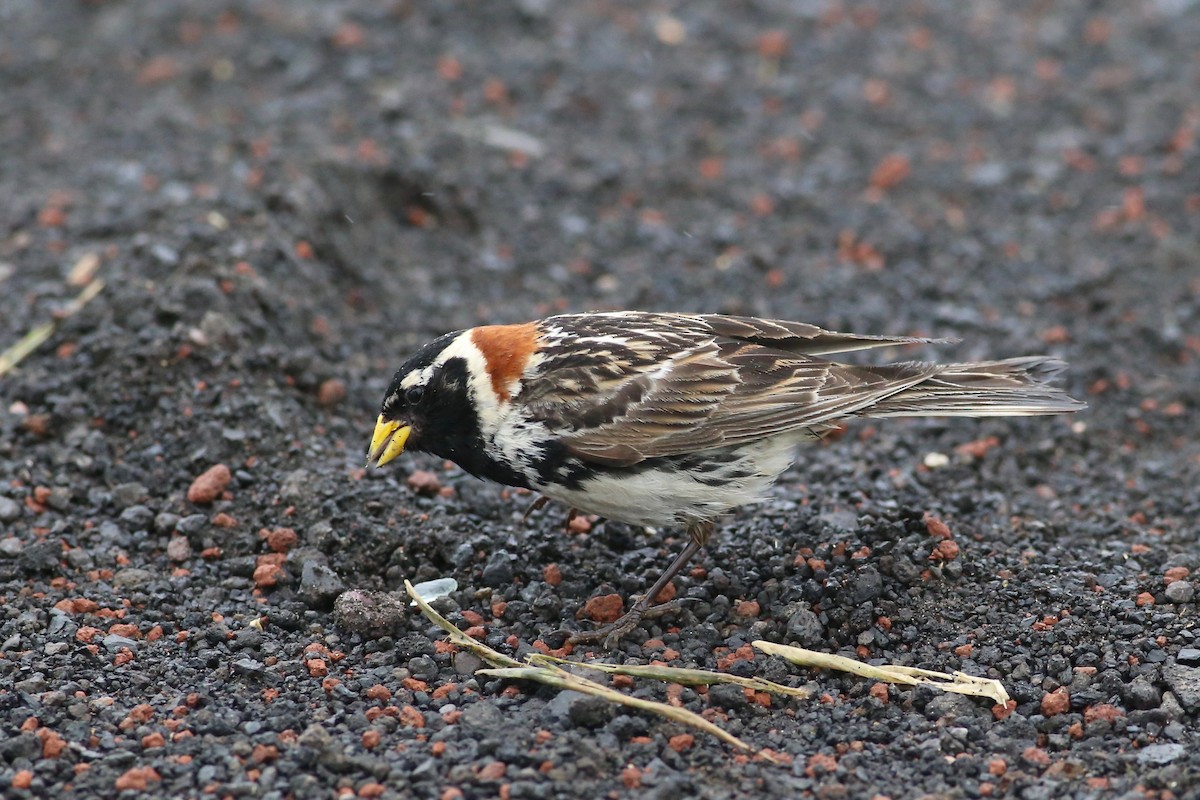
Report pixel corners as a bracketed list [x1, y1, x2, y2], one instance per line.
[863, 357, 1086, 418]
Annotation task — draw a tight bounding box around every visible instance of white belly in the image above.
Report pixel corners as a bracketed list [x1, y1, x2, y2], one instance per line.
[536, 436, 803, 528]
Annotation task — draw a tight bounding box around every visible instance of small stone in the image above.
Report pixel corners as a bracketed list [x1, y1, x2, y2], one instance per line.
[562, 693, 613, 728]
[188, 464, 232, 504]
[15, 675, 47, 693]
[923, 452, 949, 469]
[112, 483, 148, 507]
[930, 539, 960, 561]
[926, 693, 979, 719]
[398, 706, 425, 728]
[119, 505, 154, 529]
[18, 539, 59, 572]
[667, 733, 694, 752]
[167, 536, 191, 562]
[300, 561, 345, 609]
[253, 562, 287, 588]
[891, 555, 922, 585]
[103, 634, 139, 652]
[580, 594, 623, 624]
[332, 590, 407, 638]
[734, 599, 760, 618]
[453, 651, 484, 675]
[708, 683, 750, 710]
[177, 514, 208, 534]
[366, 685, 392, 702]
[271, 609, 302, 631]
[1041, 687, 1070, 716]
[406, 470, 442, 496]
[233, 627, 263, 650]
[264, 527, 298, 552]
[477, 761, 506, 781]
[65, 548, 93, 569]
[481, 551, 514, 587]
[0, 537, 22, 557]
[852, 566, 882, 602]
[47, 487, 72, 511]
[0, 496, 19, 521]
[408, 655, 439, 681]
[97, 520, 126, 544]
[112, 568, 154, 589]
[154, 512, 181, 534]
[114, 766, 161, 792]
[1083, 704, 1124, 723]
[1138, 743, 1185, 766]
[1164, 566, 1191, 584]
[279, 469, 312, 503]
[1165, 581, 1194, 604]
[1124, 675, 1161, 710]
[233, 658, 266, 677]
[924, 514, 952, 538]
[459, 700, 502, 733]
[1021, 746, 1051, 768]
[317, 379, 346, 407]
[298, 723, 333, 751]
[786, 607, 824, 646]
[1176, 648, 1200, 666]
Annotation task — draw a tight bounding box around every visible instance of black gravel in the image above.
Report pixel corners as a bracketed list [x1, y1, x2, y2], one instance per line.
[2, 2, 1199, 798]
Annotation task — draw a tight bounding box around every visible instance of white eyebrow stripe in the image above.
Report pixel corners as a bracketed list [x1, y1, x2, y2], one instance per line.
[400, 367, 434, 389]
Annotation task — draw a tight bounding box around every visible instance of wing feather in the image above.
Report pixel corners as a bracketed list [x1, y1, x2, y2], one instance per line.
[515, 312, 943, 467]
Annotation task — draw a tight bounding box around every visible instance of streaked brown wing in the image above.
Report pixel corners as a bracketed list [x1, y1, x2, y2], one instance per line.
[558, 343, 939, 466]
[515, 312, 941, 467]
[697, 314, 952, 356]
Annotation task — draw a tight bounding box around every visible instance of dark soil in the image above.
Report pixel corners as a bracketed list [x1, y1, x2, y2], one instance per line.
[2, 2, 1198, 798]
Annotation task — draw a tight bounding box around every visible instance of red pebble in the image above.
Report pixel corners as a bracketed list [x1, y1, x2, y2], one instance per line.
[1041, 687, 1069, 716]
[580, 594, 623, 624]
[188, 464, 231, 504]
[406, 470, 442, 495]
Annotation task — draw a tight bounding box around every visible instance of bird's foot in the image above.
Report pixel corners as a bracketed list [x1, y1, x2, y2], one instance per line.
[565, 597, 687, 649]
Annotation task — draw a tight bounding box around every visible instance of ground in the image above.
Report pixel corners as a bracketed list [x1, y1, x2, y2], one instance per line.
[2, 1, 1199, 798]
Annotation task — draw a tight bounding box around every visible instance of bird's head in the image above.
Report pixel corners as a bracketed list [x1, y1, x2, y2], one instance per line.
[366, 322, 540, 470]
[366, 330, 471, 468]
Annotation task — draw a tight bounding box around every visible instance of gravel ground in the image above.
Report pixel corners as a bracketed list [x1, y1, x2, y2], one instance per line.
[2, 1, 1199, 798]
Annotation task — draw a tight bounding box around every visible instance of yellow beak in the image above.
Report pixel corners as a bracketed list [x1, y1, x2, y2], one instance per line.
[367, 415, 412, 468]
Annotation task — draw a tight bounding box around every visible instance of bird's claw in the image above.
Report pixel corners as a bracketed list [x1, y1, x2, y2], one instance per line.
[565, 597, 688, 648]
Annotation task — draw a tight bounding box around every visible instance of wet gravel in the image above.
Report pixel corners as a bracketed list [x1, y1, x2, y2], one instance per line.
[2, 1, 1199, 798]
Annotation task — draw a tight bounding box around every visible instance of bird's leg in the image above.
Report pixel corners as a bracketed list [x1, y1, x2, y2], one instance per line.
[522, 495, 551, 521]
[568, 521, 713, 648]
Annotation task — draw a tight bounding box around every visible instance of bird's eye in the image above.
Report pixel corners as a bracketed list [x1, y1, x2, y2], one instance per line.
[405, 386, 425, 405]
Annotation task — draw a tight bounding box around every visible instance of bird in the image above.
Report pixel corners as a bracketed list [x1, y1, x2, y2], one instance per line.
[367, 311, 1085, 647]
